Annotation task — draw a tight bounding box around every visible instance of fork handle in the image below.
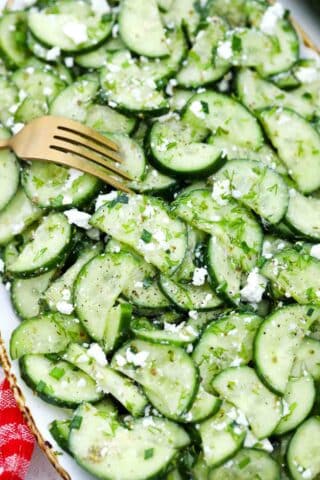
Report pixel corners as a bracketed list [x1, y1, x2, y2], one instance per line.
[0, 139, 11, 150]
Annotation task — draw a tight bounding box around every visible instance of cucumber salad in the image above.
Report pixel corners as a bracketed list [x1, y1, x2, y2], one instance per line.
[1, 0, 320, 478]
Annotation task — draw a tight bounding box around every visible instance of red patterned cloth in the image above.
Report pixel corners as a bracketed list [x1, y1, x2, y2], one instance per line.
[0, 379, 34, 480]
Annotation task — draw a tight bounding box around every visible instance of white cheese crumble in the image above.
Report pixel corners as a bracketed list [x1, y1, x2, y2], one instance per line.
[11, 123, 24, 135]
[77, 378, 87, 388]
[46, 46, 61, 61]
[212, 179, 231, 205]
[217, 40, 233, 60]
[64, 57, 74, 68]
[0, 259, 4, 273]
[90, 0, 110, 16]
[260, 3, 285, 35]
[115, 354, 127, 367]
[87, 343, 108, 366]
[63, 22, 88, 45]
[64, 168, 83, 190]
[95, 191, 118, 210]
[230, 357, 242, 367]
[244, 430, 273, 452]
[65, 209, 91, 230]
[302, 469, 312, 479]
[310, 244, 320, 260]
[240, 268, 268, 304]
[189, 100, 206, 119]
[56, 300, 74, 315]
[192, 267, 208, 286]
[295, 66, 319, 84]
[125, 348, 149, 367]
[262, 240, 273, 259]
[188, 310, 198, 320]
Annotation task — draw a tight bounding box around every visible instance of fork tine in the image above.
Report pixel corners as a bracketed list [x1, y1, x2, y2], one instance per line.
[52, 116, 119, 152]
[53, 131, 123, 164]
[50, 140, 132, 180]
[43, 148, 133, 193]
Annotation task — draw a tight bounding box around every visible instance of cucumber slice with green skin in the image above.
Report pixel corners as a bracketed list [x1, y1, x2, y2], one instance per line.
[208, 134, 287, 175]
[193, 313, 262, 392]
[236, 69, 315, 120]
[22, 162, 99, 209]
[274, 375, 315, 436]
[7, 213, 73, 278]
[172, 226, 207, 283]
[91, 194, 187, 275]
[292, 337, 320, 381]
[191, 453, 209, 480]
[49, 420, 71, 453]
[129, 164, 177, 196]
[44, 242, 103, 312]
[10, 314, 69, 360]
[183, 91, 263, 150]
[119, 0, 168, 58]
[103, 303, 132, 353]
[0, 127, 19, 211]
[270, 69, 301, 90]
[182, 383, 221, 423]
[12, 66, 66, 103]
[0, 76, 18, 125]
[107, 134, 145, 182]
[75, 36, 126, 67]
[199, 402, 246, 468]
[0, 189, 42, 247]
[11, 269, 56, 319]
[285, 190, 320, 241]
[14, 97, 48, 123]
[130, 317, 199, 346]
[206, 0, 247, 27]
[112, 339, 199, 420]
[212, 159, 288, 224]
[177, 16, 229, 88]
[212, 366, 282, 439]
[162, 0, 200, 40]
[259, 107, 320, 194]
[0, 12, 29, 67]
[50, 74, 99, 122]
[69, 403, 189, 480]
[28, 0, 114, 53]
[27, 32, 60, 62]
[20, 354, 103, 408]
[148, 118, 223, 178]
[100, 51, 169, 116]
[254, 305, 320, 395]
[261, 248, 320, 306]
[159, 276, 222, 311]
[169, 88, 195, 112]
[85, 104, 137, 135]
[209, 448, 280, 480]
[74, 252, 137, 341]
[65, 343, 148, 416]
[287, 417, 320, 480]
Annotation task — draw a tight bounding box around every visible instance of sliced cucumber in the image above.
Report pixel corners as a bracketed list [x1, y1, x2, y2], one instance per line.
[11, 270, 56, 319]
[112, 339, 198, 420]
[49, 419, 71, 453]
[85, 104, 136, 135]
[199, 401, 246, 468]
[213, 159, 288, 224]
[159, 275, 222, 311]
[44, 241, 103, 311]
[50, 74, 99, 122]
[131, 317, 199, 346]
[177, 16, 229, 88]
[107, 133, 145, 182]
[12, 66, 66, 104]
[129, 164, 177, 195]
[287, 417, 320, 480]
[274, 375, 315, 435]
[236, 69, 315, 119]
[0, 188, 42, 246]
[119, 0, 168, 58]
[0, 76, 18, 125]
[292, 337, 320, 381]
[69, 402, 189, 480]
[28, 0, 113, 52]
[91, 194, 187, 275]
[7, 213, 72, 278]
[254, 305, 320, 394]
[259, 107, 320, 194]
[0, 12, 29, 67]
[212, 366, 282, 439]
[261, 248, 320, 305]
[65, 343, 148, 416]
[20, 354, 102, 408]
[183, 91, 263, 149]
[100, 50, 169, 115]
[75, 36, 126, 68]
[74, 252, 137, 341]
[193, 313, 262, 392]
[148, 117, 223, 178]
[285, 190, 320, 241]
[182, 383, 220, 423]
[209, 448, 280, 480]
[206, 0, 247, 27]
[162, 0, 200, 40]
[0, 127, 19, 211]
[103, 303, 132, 353]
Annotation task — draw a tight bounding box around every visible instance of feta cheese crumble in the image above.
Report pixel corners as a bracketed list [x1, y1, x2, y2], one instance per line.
[125, 348, 149, 367]
[95, 191, 118, 210]
[310, 244, 320, 260]
[63, 22, 88, 45]
[217, 40, 233, 60]
[87, 343, 108, 366]
[46, 46, 61, 61]
[240, 268, 268, 304]
[91, 0, 110, 16]
[56, 300, 74, 315]
[260, 3, 285, 35]
[192, 267, 208, 286]
[212, 179, 231, 205]
[295, 66, 319, 84]
[65, 209, 91, 230]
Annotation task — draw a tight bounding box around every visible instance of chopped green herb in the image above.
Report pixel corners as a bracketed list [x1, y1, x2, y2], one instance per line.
[238, 456, 251, 469]
[71, 415, 83, 430]
[141, 229, 152, 243]
[49, 367, 65, 380]
[144, 448, 154, 460]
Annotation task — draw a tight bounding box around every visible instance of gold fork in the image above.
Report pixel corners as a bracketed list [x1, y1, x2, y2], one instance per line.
[0, 116, 133, 193]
